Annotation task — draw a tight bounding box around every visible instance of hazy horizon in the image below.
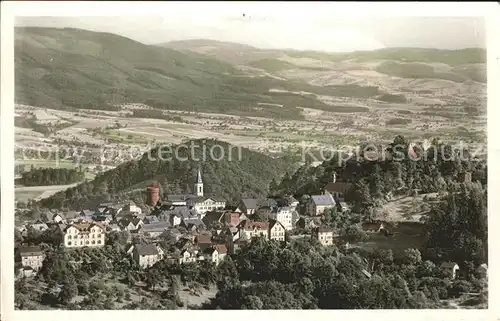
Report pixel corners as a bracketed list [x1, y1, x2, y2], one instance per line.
[15, 15, 485, 52]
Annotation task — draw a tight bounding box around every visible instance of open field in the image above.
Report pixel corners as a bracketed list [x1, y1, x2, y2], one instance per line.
[351, 193, 441, 254]
[15, 183, 80, 202]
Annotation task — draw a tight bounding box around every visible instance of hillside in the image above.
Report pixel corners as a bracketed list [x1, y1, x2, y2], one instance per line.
[164, 39, 486, 87]
[39, 139, 296, 210]
[17, 27, 407, 120]
[159, 39, 283, 65]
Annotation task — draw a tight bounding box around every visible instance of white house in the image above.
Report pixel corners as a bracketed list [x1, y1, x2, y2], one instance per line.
[17, 246, 45, 276]
[238, 220, 268, 241]
[131, 244, 164, 269]
[268, 220, 286, 242]
[313, 227, 335, 246]
[63, 222, 105, 248]
[308, 195, 336, 216]
[191, 197, 226, 214]
[202, 244, 228, 266]
[123, 201, 142, 216]
[269, 207, 293, 231]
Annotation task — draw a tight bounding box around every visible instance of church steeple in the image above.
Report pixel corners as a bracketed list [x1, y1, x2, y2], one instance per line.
[195, 167, 204, 197]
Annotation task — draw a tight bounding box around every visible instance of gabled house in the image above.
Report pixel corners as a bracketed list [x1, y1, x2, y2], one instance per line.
[268, 207, 294, 231]
[440, 262, 459, 279]
[131, 244, 164, 269]
[313, 227, 335, 246]
[202, 211, 225, 228]
[95, 202, 115, 215]
[180, 218, 205, 232]
[122, 201, 142, 216]
[238, 220, 268, 241]
[143, 215, 160, 224]
[189, 196, 226, 214]
[16, 246, 45, 277]
[239, 198, 279, 216]
[119, 218, 144, 232]
[139, 222, 171, 238]
[27, 223, 49, 233]
[202, 244, 227, 266]
[272, 195, 300, 210]
[239, 198, 262, 215]
[195, 232, 213, 250]
[42, 212, 65, 224]
[268, 220, 286, 242]
[178, 248, 201, 264]
[93, 215, 113, 225]
[63, 222, 105, 248]
[307, 195, 336, 216]
[324, 174, 352, 202]
[222, 211, 243, 227]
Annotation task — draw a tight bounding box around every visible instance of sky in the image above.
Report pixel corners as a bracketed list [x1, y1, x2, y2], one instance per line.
[15, 12, 486, 52]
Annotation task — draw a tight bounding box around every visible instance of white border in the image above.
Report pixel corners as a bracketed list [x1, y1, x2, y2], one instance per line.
[1, 2, 500, 321]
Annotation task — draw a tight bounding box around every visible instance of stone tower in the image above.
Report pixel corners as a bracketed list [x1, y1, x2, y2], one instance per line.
[195, 168, 204, 197]
[146, 183, 161, 206]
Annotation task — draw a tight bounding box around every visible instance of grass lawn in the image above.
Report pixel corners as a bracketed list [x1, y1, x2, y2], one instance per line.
[353, 223, 428, 255]
[15, 190, 43, 202]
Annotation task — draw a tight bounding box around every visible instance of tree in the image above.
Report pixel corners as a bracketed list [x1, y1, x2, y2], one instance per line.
[402, 248, 422, 266]
[59, 281, 78, 305]
[269, 178, 279, 196]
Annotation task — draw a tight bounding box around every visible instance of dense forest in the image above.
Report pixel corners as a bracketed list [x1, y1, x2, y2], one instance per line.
[39, 139, 298, 210]
[19, 167, 85, 186]
[272, 135, 487, 204]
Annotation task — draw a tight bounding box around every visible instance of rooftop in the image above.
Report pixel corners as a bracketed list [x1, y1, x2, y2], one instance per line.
[134, 244, 159, 256]
[311, 195, 336, 206]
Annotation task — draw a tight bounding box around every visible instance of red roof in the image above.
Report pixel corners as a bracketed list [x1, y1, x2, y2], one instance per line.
[213, 244, 227, 254]
[325, 182, 352, 193]
[196, 233, 212, 244]
[241, 220, 268, 231]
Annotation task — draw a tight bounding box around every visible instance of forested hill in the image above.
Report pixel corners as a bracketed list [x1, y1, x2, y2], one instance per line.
[39, 139, 297, 210]
[273, 135, 488, 205]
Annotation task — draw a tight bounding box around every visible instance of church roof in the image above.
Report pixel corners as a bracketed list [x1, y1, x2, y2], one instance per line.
[196, 168, 203, 184]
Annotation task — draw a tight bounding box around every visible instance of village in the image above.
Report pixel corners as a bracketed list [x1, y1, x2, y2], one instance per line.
[15, 167, 483, 286]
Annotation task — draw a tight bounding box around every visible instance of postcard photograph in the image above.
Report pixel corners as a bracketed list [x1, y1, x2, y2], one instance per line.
[2, 1, 496, 315]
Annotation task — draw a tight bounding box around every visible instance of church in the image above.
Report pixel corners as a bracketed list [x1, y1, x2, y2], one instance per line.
[164, 168, 227, 214]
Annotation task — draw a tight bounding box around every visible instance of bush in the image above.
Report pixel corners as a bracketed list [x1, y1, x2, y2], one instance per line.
[448, 280, 472, 298]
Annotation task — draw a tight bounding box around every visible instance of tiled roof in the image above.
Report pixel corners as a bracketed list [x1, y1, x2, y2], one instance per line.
[311, 195, 335, 206]
[18, 246, 43, 256]
[140, 222, 171, 232]
[268, 219, 285, 231]
[325, 182, 352, 193]
[67, 222, 104, 232]
[134, 244, 159, 256]
[241, 220, 268, 231]
[195, 233, 212, 244]
[317, 226, 333, 233]
[440, 262, 458, 268]
[213, 244, 227, 254]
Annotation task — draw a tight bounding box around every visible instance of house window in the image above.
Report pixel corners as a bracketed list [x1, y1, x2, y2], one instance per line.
[67, 241, 72, 246]
[92, 240, 95, 244]
[68, 235, 72, 239]
[97, 240, 101, 244]
[85, 241, 89, 245]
